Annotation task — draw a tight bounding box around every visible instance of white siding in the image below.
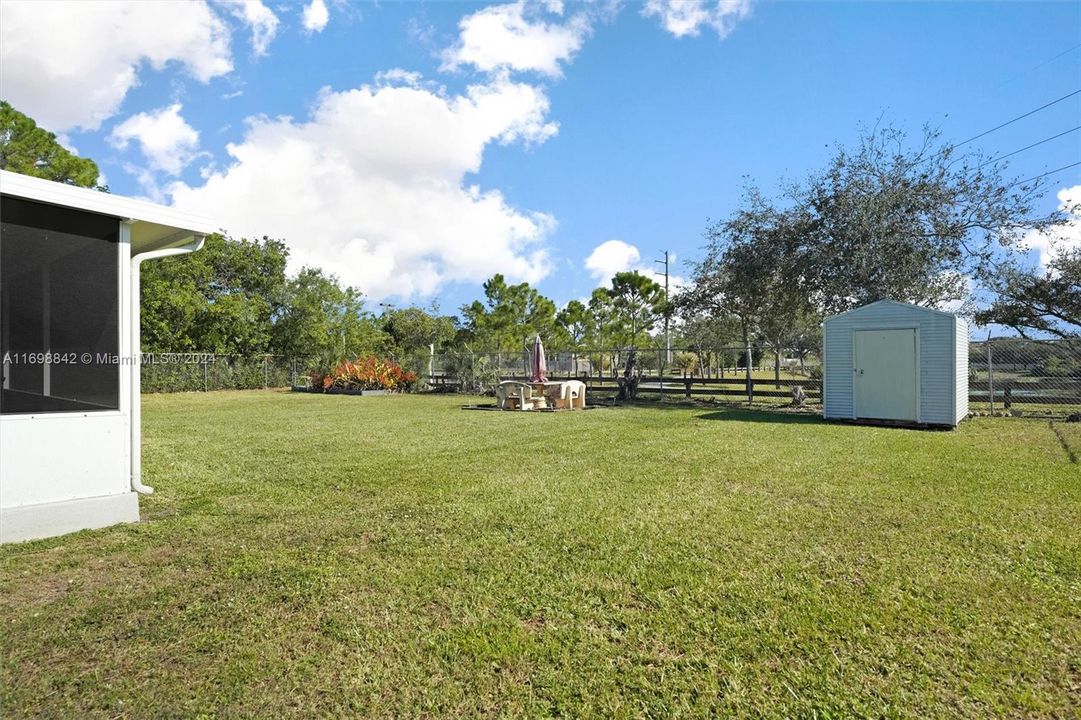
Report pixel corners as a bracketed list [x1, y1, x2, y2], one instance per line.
[822, 315, 854, 419]
[954, 316, 969, 424]
[0, 413, 130, 508]
[919, 311, 955, 424]
[823, 300, 965, 426]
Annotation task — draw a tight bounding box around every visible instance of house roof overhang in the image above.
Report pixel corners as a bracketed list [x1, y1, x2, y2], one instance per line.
[0, 170, 216, 254]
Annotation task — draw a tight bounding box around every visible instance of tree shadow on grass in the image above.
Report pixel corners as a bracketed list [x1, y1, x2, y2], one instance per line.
[1049, 420, 1079, 464]
[610, 398, 827, 425]
[692, 407, 828, 425]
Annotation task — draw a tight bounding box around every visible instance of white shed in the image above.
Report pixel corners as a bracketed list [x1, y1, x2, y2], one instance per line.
[822, 300, 968, 427]
[1, 170, 214, 542]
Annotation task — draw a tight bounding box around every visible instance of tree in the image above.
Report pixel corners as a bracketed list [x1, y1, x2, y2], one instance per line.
[0, 101, 101, 188]
[382, 305, 457, 355]
[273, 267, 384, 361]
[691, 124, 1068, 321]
[680, 238, 769, 401]
[460, 274, 558, 351]
[141, 233, 288, 354]
[679, 185, 821, 399]
[586, 288, 616, 346]
[682, 122, 1074, 394]
[675, 313, 741, 377]
[381, 305, 457, 378]
[606, 271, 667, 347]
[583, 288, 619, 376]
[793, 124, 1064, 314]
[975, 247, 1080, 343]
[556, 300, 593, 351]
[974, 182, 1080, 345]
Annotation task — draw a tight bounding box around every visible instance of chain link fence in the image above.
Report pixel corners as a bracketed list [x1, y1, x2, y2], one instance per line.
[141, 337, 1081, 418]
[141, 354, 307, 393]
[969, 338, 1081, 418]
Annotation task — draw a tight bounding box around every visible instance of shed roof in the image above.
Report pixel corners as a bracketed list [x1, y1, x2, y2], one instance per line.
[0, 170, 216, 254]
[824, 299, 959, 322]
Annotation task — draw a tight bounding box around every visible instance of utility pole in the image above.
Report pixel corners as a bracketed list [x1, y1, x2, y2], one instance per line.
[654, 251, 671, 365]
[377, 302, 395, 361]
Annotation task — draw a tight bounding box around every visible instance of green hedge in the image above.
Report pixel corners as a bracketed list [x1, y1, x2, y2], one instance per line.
[141, 357, 297, 393]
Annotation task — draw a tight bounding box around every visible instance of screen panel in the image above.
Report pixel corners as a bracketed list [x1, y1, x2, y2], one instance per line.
[1, 196, 120, 414]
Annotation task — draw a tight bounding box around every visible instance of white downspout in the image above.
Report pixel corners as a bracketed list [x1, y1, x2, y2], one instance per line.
[129, 234, 206, 495]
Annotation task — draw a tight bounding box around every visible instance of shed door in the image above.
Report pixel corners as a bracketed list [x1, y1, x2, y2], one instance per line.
[854, 329, 917, 421]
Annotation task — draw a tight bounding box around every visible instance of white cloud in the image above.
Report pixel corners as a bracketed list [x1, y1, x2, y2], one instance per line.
[586, 240, 642, 282]
[109, 104, 201, 176]
[123, 164, 169, 205]
[224, 0, 280, 56]
[302, 0, 330, 34]
[442, 1, 592, 77]
[169, 74, 559, 300]
[374, 68, 426, 88]
[0, 0, 232, 131]
[585, 239, 686, 290]
[1021, 185, 1081, 271]
[406, 16, 437, 47]
[643, 0, 752, 39]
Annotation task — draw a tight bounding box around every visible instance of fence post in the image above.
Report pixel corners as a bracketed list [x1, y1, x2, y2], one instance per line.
[202, 358, 208, 392]
[987, 336, 994, 415]
[745, 342, 754, 405]
[263, 355, 268, 389]
[658, 348, 664, 400]
[428, 342, 435, 388]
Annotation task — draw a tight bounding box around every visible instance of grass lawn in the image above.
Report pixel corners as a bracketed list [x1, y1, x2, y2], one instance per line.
[1, 392, 1078, 717]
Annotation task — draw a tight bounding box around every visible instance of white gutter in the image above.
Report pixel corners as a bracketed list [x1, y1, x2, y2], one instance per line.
[129, 233, 206, 494]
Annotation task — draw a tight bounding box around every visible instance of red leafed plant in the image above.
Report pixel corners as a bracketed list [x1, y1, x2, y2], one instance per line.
[309, 355, 417, 392]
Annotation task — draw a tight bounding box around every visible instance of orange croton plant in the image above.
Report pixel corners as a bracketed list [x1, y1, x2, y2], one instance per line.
[310, 356, 417, 392]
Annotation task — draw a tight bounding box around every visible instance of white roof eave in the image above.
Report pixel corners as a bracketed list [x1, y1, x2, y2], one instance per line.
[0, 170, 217, 253]
[824, 298, 958, 322]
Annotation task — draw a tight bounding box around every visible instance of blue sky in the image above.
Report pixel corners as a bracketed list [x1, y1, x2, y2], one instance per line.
[2, 0, 1079, 316]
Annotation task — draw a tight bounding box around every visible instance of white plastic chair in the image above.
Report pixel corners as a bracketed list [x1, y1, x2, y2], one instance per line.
[496, 381, 538, 410]
[561, 380, 586, 409]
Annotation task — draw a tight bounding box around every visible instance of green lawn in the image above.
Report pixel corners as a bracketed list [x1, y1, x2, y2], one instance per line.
[1, 392, 1079, 718]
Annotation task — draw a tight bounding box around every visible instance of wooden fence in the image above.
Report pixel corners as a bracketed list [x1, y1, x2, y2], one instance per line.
[429, 372, 820, 405]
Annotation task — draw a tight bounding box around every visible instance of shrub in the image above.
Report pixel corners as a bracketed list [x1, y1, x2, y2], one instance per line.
[675, 351, 699, 375]
[310, 356, 417, 392]
[443, 351, 501, 394]
[1038, 354, 1081, 378]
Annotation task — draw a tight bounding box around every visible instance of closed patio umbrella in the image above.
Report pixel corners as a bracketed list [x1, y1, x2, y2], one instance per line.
[531, 334, 548, 383]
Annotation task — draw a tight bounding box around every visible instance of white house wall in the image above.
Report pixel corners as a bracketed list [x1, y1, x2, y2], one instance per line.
[0, 412, 130, 508]
[0, 177, 211, 543]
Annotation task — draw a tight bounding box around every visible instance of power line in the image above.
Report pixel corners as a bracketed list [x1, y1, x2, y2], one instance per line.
[1027, 42, 1081, 74]
[993, 42, 1081, 91]
[955, 89, 1081, 147]
[1010, 160, 1081, 188]
[976, 125, 1081, 168]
